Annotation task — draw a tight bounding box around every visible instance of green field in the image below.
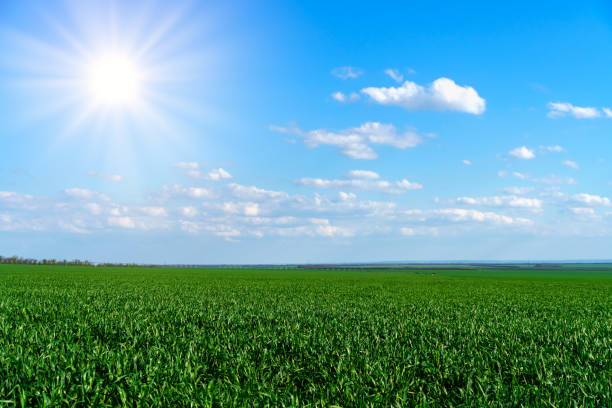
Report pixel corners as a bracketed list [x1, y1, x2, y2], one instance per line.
[0, 265, 610, 407]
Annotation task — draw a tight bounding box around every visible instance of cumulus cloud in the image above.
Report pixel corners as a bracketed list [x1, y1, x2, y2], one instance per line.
[571, 193, 611, 206]
[462, 159, 472, 166]
[153, 184, 214, 200]
[173, 162, 232, 181]
[187, 167, 232, 181]
[107, 216, 136, 229]
[331, 66, 363, 79]
[361, 77, 485, 114]
[509, 146, 535, 160]
[227, 183, 289, 201]
[562, 160, 579, 169]
[455, 195, 542, 209]
[181, 206, 198, 217]
[346, 170, 380, 180]
[405, 208, 532, 225]
[400, 226, 439, 236]
[547, 102, 601, 119]
[331, 92, 360, 103]
[64, 188, 110, 201]
[139, 207, 168, 217]
[86, 171, 123, 182]
[0, 191, 38, 210]
[384, 68, 404, 83]
[570, 207, 596, 216]
[296, 176, 422, 194]
[270, 122, 423, 160]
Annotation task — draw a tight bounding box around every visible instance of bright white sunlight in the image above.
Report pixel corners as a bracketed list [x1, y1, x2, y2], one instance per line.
[86, 52, 142, 107]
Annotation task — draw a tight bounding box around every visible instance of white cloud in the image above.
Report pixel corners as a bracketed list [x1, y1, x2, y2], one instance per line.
[338, 192, 357, 201]
[86, 171, 123, 182]
[220, 202, 260, 216]
[296, 176, 422, 194]
[571, 193, 611, 206]
[603, 107, 612, 117]
[404, 208, 532, 226]
[455, 195, 542, 209]
[0, 191, 38, 209]
[107, 216, 135, 229]
[85, 203, 103, 215]
[541, 145, 564, 153]
[462, 159, 472, 166]
[153, 185, 214, 200]
[570, 207, 596, 216]
[332, 92, 360, 103]
[433, 209, 531, 225]
[331, 66, 363, 79]
[139, 206, 167, 217]
[64, 188, 109, 201]
[227, 183, 289, 201]
[502, 186, 534, 195]
[181, 206, 198, 217]
[547, 102, 601, 119]
[562, 160, 579, 169]
[346, 170, 380, 180]
[361, 77, 485, 114]
[509, 146, 535, 160]
[384, 68, 404, 83]
[531, 175, 576, 185]
[186, 167, 232, 181]
[271, 122, 423, 160]
[400, 226, 439, 236]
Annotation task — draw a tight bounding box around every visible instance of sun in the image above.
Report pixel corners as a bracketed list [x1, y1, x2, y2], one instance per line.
[86, 52, 143, 108]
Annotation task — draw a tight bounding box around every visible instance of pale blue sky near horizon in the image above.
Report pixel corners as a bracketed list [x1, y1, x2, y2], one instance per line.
[1, 0, 612, 263]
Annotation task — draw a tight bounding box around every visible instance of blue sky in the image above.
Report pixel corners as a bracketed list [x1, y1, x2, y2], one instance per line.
[1, 0, 612, 263]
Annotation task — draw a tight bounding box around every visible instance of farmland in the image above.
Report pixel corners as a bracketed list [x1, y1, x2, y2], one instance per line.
[0, 264, 610, 407]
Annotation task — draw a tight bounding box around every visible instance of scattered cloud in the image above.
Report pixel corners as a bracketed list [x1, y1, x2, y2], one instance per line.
[562, 160, 579, 169]
[454, 195, 542, 209]
[462, 159, 472, 166]
[187, 167, 232, 181]
[384, 68, 404, 83]
[107, 216, 136, 229]
[404, 208, 532, 226]
[173, 162, 232, 181]
[270, 122, 423, 160]
[361, 77, 485, 114]
[571, 193, 610, 206]
[570, 207, 596, 216]
[331, 91, 360, 103]
[540, 145, 564, 153]
[502, 186, 534, 195]
[296, 172, 422, 194]
[547, 102, 601, 119]
[64, 188, 110, 201]
[227, 183, 289, 201]
[346, 170, 379, 180]
[331, 66, 363, 80]
[509, 146, 535, 160]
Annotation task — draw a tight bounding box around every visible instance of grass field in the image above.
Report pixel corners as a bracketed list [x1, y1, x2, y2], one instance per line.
[0, 265, 610, 407]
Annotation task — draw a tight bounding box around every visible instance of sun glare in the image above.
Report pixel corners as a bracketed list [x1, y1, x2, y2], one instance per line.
[86, 53, 142, 107]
